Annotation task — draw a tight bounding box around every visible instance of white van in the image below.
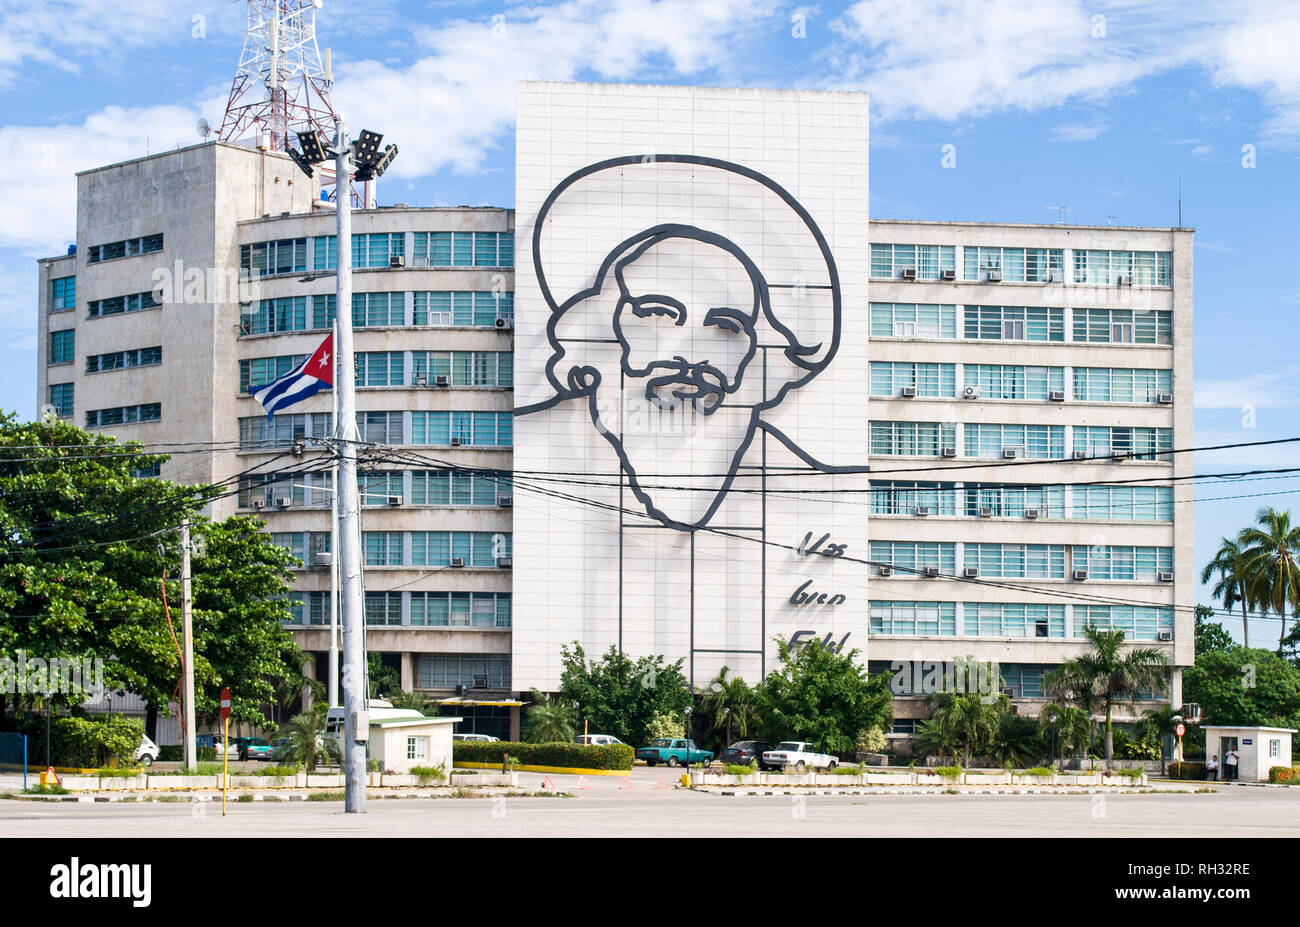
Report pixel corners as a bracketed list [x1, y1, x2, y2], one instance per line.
[576, 734, 625, 747]
[324, 700, 429, 756]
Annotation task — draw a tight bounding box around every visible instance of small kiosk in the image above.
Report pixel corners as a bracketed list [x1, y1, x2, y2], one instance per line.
[1202, 725, 1296, 782]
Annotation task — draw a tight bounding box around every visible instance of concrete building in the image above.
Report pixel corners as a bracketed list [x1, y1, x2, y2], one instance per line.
[36, 83, 1193, 744]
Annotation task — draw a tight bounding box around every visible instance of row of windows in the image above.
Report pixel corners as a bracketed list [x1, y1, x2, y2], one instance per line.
[288, 592, 513, 632]
[868, 482, 1174, 521]
[245, 291, 516, 333]
[963, 247, 1064, 282]
[411, 231, 514, 268]
[871, 541, 1173, 580]
[85, 403, 160, 428]
[869, 660, 1052, 699]
[236, 410, 514, 450]
[86, 345, 161, 373]
[964, 423, 1066, 460]
[86, 234, 163, 264]
[50, 276, 75, 311]
[1074, 426, 1172, 460]
[48, 329, 74, 365]
[241, 231, 515, 277]
[870, 601, 1075, 638]
[870, 244, 957, 280]
[247, 468, 512, 508]
[870, 244, 1172, 288]
[239, 351, 515, 392]
[871, 362, 1171, 404]
[417, 652, 511, 689]
[870, 303, 1173, 345]
[1072, 367, 1172, 403]
[87, 291, 161, 319]
[1072, 250, 1173, 287]
[241, 238, 308, 277]
[870, 421, 1172, 460]
[361, 531, 512, 568]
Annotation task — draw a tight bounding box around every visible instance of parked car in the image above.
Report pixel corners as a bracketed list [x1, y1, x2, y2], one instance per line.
[761, 741, 837, 771]
[635, 738, 714, 767]
[452, 733, 499, 742]
[720, 740, 771, 767]
[576, 734, 625, 746]
[196, 733, 238, 760]
[134, 733, 160, 767]
[234, 737, 274, 761]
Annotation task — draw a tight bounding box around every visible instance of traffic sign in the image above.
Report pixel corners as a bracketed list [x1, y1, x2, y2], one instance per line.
[220, 687, 232, 721]
[1175, 722, 1185, 737]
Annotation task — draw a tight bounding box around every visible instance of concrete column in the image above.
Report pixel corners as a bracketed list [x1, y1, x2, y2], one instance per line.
[510, 705, 521, 742]
[302, 654, 317, 711]
[1169, 666, 1183, 711]
[400, 652, 414, 692]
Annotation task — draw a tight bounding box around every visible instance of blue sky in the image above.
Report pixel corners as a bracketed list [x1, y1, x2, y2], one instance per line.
[1, 0, 1297, 641]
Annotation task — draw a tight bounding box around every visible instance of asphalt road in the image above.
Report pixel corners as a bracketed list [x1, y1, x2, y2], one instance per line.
[1, 767, 1294, 837]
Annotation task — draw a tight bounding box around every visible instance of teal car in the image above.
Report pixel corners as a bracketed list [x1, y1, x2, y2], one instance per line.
[636, 738, 713, 767]
[235, 737, 274, 761]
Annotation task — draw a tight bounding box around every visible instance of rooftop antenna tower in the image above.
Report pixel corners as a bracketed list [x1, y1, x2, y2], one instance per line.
[218, 0, 370, 206]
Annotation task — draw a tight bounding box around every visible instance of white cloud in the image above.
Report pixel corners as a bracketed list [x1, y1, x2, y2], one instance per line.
[1051, 121, 1108, 142]
[1195, 366, 1300, 410]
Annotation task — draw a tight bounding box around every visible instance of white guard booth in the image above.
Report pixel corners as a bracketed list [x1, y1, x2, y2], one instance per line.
[368, 716, 461, 775]
[1202, 725, 1295, 782]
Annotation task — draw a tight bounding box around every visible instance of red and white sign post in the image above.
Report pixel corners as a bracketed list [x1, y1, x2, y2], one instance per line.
[1175, 722, 1186, 765]
[220, 687, 232, 816]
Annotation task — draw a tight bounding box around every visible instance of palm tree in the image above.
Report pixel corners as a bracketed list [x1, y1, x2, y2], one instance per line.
[389, 689, 431, 714]
[1238, 506, 1300, 649]
[1201, 536, 1252, 649]
[1138, 706, 1181, 775]
[697, 666, 758, 749]
[523, 690, 575, 743]
[1039, 702, 1091, 771]
[1053, 627, 1170, 764]
[927, 693, 1003, 766]
[276, 702, 339, 772]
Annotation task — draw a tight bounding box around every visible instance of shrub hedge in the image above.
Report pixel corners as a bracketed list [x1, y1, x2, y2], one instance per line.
[1268, 766, 1295, 784]
[1167, 761, 1206, 780]
[453, 741, 634, 771]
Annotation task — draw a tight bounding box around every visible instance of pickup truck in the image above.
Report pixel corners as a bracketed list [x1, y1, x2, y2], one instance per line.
[761, 741, 837, 771]
[636, 738, 714, 768]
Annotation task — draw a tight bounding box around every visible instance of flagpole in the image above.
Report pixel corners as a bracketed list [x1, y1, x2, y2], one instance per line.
[329, 317, 340, 711]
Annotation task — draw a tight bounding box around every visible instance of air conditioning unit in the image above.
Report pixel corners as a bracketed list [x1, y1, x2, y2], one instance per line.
[978, 507, 993, 518]
[312, 551, 332, 569]
[914, 505, 930, 516]
[472, 674, 488, 689]
[1072, 449, 1090, 460]
[389, 255, 406, 268]
[449, 437, 462, 447]
[940, 269, 957, 281]
[1073, 569, 1089, 581]
[985, 269, 1003, 282]
[941, 447, 957, 458]
[1158, 571, 1174, 582]
[962, 385, 980, 399]
[1025, 508, 1040, 519]
[449, 557, 466, 568]
[1049, 390, 1066, 402]
[1157, 393, 1174, 404]
[900, 267, 918, 281]
[1002, 447, 1020, 459]
[923, 566, 941, 578]
[275, 497, 292, 508]
[1047, 270, 1064, 283]
[877, 565, 893, 577]
[1117, 273, 1132, 286]
[900, 386, 918, 398]
[494, 317, 513, 330]
[387, 496, 402, 507]
[434, 375, 450, 387]
[497, 556, 513, 569]
[963, 567, 979, 578]
[1157, 631, 1173, 642]
[252, 498, 267, 509]
[414, 375, 428, 386]
[497, 495, 513, 507]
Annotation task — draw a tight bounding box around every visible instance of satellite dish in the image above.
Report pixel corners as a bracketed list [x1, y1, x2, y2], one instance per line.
[196, 118, 212, 139]
[39, 404, 58, 422]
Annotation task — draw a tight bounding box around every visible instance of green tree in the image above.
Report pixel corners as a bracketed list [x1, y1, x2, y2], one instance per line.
[388, 689, 431, 714]
[1194, 604, 1235, 657]
[1238, 507, 1300, 649]
[1137, 705, 1182, 774]
[523, 690, 575, 743]
[367, 652, 402, 700]
[276, 702, 339, 772]
[926, 692, 1005, 767]
[1183, 646, 1300, 728]
[755, 638, 892, 756]
[1201, 537, 1253, 649]
[990, 711, 1046, 768]
[558, 643, 692, 746]
[696, 665, 758, 750]
[1039, 702, 1091, 770]
[1051, 627, 1170, 764]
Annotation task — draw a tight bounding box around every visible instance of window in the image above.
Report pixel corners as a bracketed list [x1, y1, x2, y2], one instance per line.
[963, 247, 1063, 282]
[50, 276, 75, 311]
[48, 383, 73, 418]
[869, 421, 957, 457]
[1270, 739, 1281, 758]
[417, 653, 512, 689]
[411, 470, 511, 506]
[132, 461, 161, 479]
[352, 292, 405, 327]
[965, 544, 1066, 579]
[85, 403, 161, 428]
[869, 303, 957, 339]
[271, 532, 306, 564]
[360, 471, 405, 505]
[868, 540, 956, 574]
[413, 291, 514, 326]
[965, 365, 1064, 401]
[1072, 308, 1172, 344]
[411, 352, 513, 387]
[964, 423, 1065, 459]
[1072, 250, 1172, 286]
[869, 601, 956, 636]
[1075, 606, 1173, 639]
[962, 484, 1065, 518]
[411, 411, 513, 446]
[364, 532, 404, 566]
[410, 592, 512, 628]
[365, 592, 403, 626]
[964, 305, 1064, 342]
[869, 243, 956, 280]
[963, 603, 1065, 638]
[407, 737, 429, 762]
[999, 664, 1046, 698]
[241, 297, 308, 334]
[1073, 426, 1172, 461]
[313, 236, 338, 271]
[48, 329, 74, 365]
[239, 471, 333, 508]
[869, 362, 956, 398]
[1072, 367, 1172, 403]
[411, 531, 511, 568]
[240, 238, 307, 277]
[355, 352, 405, 387]
[411, 231, 514, 267]
[238, 412, 332, 450]
[240, 355, 308, 393]
[87, 290, 161, 319]
[355, 411, 403, 444]
[1070, 546, 1173, 581]
[1071, 485, 1173, 521]
[869, 481, 958, 516]
[352, 233, 404, 269]
[85, 234, 163, 264]
[86, 346, 162, 373]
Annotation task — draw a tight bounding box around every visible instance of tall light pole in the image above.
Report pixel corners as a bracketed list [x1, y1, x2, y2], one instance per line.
[288, 119, 396, 814]
[180, 519, 197, 770]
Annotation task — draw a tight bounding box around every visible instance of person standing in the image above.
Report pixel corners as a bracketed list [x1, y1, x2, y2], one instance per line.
[1206, 755, 1219, 781]
[1225, 749, 1238, 781]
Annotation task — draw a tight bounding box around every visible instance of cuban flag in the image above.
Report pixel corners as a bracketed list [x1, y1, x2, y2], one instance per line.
[253, 333, 334, 419]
